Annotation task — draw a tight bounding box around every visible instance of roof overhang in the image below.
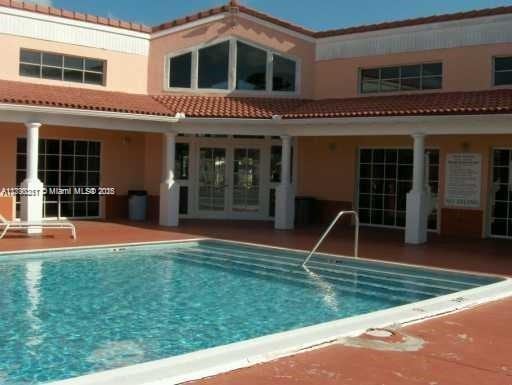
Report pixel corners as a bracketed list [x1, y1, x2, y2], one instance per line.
[1, 103, 511, 137]
[176, 114, 512, 136]
[0, 103, 179, 133]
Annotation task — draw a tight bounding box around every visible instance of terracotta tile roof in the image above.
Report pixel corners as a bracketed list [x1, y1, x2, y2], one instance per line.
[152, 95, 306, 119]
[282, 90, 512, 119]
[315, 5, 512, 38]
[4, 1, 512, 40]
[151, 2, 512, 39]
[0, 0, 151, 33]
[0, 80, 173, 116]
[152, 2, 315, 36]
[0, 80, 511, 120]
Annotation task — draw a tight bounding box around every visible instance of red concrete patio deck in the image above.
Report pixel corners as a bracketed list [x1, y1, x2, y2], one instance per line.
[1, 219, 510, 276]
[0, 219, 511, 385]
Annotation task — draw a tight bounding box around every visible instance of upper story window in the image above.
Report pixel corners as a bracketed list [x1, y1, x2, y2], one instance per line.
[273, 55, 296, 92]
[360, 63, 442, 94]
[236, 41, 267, 91]
[166, 38, 298, 94]
[198, 41, 230, 90]
[169, 52, 192, 88]
[494, 57, 512, 86]
[19, 49, 105, 86]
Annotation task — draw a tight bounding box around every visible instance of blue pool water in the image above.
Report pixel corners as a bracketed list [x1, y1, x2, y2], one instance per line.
[0, 240, 502, 384]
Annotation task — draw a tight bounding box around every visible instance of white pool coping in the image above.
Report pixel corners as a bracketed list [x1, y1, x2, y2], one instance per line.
[1, 239, 511, 385]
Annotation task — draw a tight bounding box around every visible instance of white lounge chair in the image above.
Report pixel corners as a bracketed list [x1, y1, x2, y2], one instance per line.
[0, 214, 76, 240]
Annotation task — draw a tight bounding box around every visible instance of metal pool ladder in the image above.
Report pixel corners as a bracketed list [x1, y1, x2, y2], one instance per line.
[302, 210, 359, 267]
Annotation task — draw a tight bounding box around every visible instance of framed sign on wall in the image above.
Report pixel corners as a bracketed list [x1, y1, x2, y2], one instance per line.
[444, 153, 482, 209]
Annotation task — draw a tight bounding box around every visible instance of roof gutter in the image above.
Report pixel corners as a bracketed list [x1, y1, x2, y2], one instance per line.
[0, 103, 180, 123]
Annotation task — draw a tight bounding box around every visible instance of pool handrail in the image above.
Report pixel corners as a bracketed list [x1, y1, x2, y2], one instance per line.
[302, 210, 359, 267]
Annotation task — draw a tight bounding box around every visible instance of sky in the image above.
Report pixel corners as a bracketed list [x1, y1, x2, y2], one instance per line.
[28, 0, 512, 30]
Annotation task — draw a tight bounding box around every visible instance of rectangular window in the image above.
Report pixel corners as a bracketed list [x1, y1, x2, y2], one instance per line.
[19, 49, 105, 86]
[494, 57, 512, 86]
[273, 54, 296, 92]
[16, 138, 101, 219]
[358, 148, 439, 230]
[270, 145, 293, 183]
[169, 52, 192, 88]
[236, 42, 267, 91]
[360, 63, 442, 94]
[198, 41, 230, 90]
[175, 143, 189, 180]
[490, 149, 512, 238]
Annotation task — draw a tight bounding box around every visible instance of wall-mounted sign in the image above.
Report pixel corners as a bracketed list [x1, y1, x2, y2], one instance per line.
[444, 153, 482, 208]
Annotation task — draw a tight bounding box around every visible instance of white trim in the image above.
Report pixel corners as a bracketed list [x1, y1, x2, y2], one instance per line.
[151, 14, 228, 39]
[237, 13, 316, 43]
[150, 12, 315, 43]
[1, 102, 512, 137]
[1, 238, 508, 385]
[488, 147, 512, 239]
[316, 13, 512, 60]
[178, 135, 279, 221]
[0, 6, 150, 55]
[162, 36, 301, 97]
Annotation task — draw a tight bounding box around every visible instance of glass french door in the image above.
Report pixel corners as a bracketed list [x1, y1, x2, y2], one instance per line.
[198, 148, 227, 211]
[15, 138, 101, 219]
[233, 148, 260, 212]
[358, 148, 439, 230]
[490, 149, 512, 238]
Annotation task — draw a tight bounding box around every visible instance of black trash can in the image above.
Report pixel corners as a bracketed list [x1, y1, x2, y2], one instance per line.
[128, 190, 148, 221]
[295, 196, 316, 226]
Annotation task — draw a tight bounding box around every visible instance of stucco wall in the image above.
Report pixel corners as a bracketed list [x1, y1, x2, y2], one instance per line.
[148, 16, 315, 98]
[0, 34, 148, 94]
[313, 43, 512, 99]
[297, 135, 512, 237]
[0, 122, 147, 196]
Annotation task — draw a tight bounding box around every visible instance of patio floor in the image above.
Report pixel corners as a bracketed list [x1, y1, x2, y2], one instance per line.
[1, 219, 511, 385]
[1, 219, 511, 275]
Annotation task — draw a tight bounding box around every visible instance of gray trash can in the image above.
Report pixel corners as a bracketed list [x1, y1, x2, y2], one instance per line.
[128, 190, 147, 221]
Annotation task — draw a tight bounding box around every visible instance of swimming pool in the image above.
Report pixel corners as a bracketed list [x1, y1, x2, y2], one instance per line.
[0, 239, 508, 385]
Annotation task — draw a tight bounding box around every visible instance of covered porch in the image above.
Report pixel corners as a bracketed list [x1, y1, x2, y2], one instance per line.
[1, 80, 512, 246]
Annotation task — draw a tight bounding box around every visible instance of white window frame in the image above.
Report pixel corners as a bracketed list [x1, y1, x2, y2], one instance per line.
[19, 48, 107, 87]
[358, 61, 443, 95]
[492, 56, 512, 88]
[488, 147, 512, 239]
[15, 136, 103, 220]
[355, 146, 441, 233]
[163, 37, 301, 96]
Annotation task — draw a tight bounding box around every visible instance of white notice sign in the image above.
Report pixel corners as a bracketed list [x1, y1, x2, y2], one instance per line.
[444, 153, 482, 208]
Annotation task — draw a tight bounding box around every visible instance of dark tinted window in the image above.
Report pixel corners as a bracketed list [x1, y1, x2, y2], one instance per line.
[19, 49, 105, 86]
[361, 63, 443, 94]
[198, 41, 230, 89]
[236, 42, 267, 91]
[175, 143, 190, 180]
[494, 57, 512, 86]
[169, 52, 192, 88]
[273, 54, 296, 92]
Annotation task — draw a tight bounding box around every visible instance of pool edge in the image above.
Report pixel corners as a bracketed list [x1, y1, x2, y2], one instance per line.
[35, 237, 512, 385]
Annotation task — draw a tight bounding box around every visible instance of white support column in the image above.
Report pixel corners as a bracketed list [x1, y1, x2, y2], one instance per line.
[159, 132, 180, 227]
[275, 135, 295, 230]
[405, 133, 428, 244]
[21, 122, 43, 233]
